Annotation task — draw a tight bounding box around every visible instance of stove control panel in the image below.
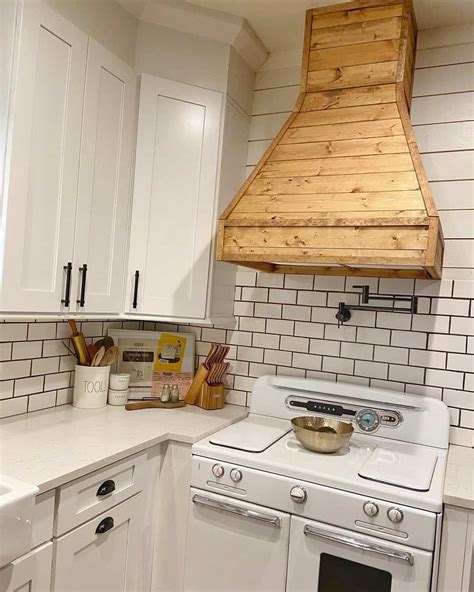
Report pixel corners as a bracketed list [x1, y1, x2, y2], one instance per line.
[363, 501, 379, 517]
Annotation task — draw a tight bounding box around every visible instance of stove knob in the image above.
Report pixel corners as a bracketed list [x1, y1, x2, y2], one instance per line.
[363, 501, 379, 517]
[230, 468, 242, 483]
[387, 507, 404, 524]
[212, 464, 224, 478]
[290, 486, 307, 503]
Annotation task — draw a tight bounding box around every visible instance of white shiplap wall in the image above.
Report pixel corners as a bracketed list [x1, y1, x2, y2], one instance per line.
[247, 26, 474, 277]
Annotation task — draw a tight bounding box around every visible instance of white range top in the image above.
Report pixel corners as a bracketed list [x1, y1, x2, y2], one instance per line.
[0, 403, 248, 492]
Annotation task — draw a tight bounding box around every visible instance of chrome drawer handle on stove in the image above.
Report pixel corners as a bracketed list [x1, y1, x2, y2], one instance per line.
[192, 494, 281, 527]
[303, 524, 414, 565]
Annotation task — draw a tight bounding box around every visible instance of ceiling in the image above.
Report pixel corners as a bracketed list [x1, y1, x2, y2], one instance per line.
[118, 0, 474, 52]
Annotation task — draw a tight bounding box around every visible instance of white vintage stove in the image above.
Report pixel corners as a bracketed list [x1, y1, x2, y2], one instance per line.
[183, 375, 450, 592]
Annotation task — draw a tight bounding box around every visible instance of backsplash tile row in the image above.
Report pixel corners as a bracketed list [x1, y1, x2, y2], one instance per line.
[0, 272, 473, 446]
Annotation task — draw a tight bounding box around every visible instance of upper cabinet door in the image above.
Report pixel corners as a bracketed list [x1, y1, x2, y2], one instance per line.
[126, 75, 222, 319]
[1, 1, 87, 313]
[71, 40, 136, 314]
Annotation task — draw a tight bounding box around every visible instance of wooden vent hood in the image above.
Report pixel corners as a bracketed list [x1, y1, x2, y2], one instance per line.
[217, 0, 444, 279]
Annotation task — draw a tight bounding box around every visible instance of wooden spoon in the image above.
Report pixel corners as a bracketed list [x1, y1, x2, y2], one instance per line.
[91, 346, 105, 367]
[100, 345, 119, 367]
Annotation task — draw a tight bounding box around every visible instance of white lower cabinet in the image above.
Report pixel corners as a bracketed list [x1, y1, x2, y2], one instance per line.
[183, 488, 290, 592]
[53, 494, 143, 592]
[0, 543, 53, 592]
[438, 506, 474, 592]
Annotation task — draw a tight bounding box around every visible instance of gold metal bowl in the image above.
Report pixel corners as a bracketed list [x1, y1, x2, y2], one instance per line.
[291, 416, 354, 454]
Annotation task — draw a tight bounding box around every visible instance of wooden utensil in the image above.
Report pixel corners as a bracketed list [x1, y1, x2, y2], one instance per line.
[91, 345, 105, 367]
[100, 345, 119, 367]
[125, 400, 186, 411]
[68, 320, 92, 366]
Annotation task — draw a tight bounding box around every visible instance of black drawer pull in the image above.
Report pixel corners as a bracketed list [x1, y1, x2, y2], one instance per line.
[61, 262, 72, 307]
[95, 516, 114, 535]
[132, 270, 139, 309]
[96, 480, 115, 497]
[76, 263, 87, 307]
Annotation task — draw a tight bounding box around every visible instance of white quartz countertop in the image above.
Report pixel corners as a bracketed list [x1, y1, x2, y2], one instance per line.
[444, 445, 474, 509]
[0, 404, 248, 493]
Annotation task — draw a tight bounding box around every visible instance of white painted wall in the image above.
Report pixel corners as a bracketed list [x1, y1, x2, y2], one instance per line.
[246, 25, 474, 279]
[45, 0, 138, 66]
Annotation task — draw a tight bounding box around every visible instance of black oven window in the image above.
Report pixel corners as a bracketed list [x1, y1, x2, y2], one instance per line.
[318, 553, 392, 591]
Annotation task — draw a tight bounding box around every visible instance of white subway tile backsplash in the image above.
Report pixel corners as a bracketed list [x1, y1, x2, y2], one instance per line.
[389, 364, 425, 384]
[12, 341, 42, 360]
[284, 275, 313, 290]
[249, 363, 276, 378]
[14, 376, 44, 397]
[252, 333, 280, 349]
[56, 387, 73, 406]
[415, 279, 453, 297]
[44, 372, 71, 391]
[226, 330, 252, 347]
[293, 352, 322, 371]
[391, 330, 427, 349]
[431, 298, 470, 316]
[0, 343, 12, 361]
[409, 349, 447, 369]
[242, 287, 268, 302]
[28, 390, 57, 412]
[355, 360, 388, 379]
[280, 335, 309, 353]
[447, 353, 474, 372]
[325, 325, 356, 342]
[357, 327, 390, 345]
[451, 317, 474, 335]
[312, 339, 341, 357]
[234, 301, 254, 317]
[322, 357, 354, 375]
[269, 288, 296, 304]
[340, 342, 373, 360]
[428, 334, 467, 352]
[239, 317, 266, 333]
[201, 328, 227, 342]
[257, 273, 284, 288]
[443, 389, 474, 410]
[27, 323, 56, 341]
[31, 357, 59, 376]
[377, 312, 412, 330]
[425, 368, 464, 389]
[0, 396, 28, 418]
[255, 303, 281, 318]
[0, 381, 14, 399]
[313, 277, 345, 291]
[282, 305, 311, 321]
[374, 346, 409, 365]
[1, 323, 28, 342]
[294, 321, 324, 339]
[412, 314, 450, 333]
[237, 346, 263, 363]
[1, 360, 31, 380]
[297, 291, 327, 306]
[264, 349, 292, 366]
[266, 319, 294, 335]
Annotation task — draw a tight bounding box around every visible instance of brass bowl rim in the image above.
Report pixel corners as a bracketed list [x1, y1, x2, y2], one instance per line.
[291, 415, 354, 435]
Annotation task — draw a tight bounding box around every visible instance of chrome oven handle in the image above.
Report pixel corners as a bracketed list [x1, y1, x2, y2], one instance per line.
[192, 494, 281, 527]
[303, 524, 414, 565]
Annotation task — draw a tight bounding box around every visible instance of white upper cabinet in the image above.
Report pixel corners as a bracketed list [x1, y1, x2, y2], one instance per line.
[0, 1, 136, 315]
[126, 75, 223, 320]
[71, 40, 136, 315]
[1, 1, 87, 313]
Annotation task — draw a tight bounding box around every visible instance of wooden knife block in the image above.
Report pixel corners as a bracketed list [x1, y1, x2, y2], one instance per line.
[195, 382, 225, 410]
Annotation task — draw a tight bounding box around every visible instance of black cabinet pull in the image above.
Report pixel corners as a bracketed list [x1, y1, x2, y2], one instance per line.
[95, 516, 114, 535]
[96, 479, 115, 497]
[132, 270, 139, 309]
[61, 262, 72, 307]
[76, 264, 88, 307]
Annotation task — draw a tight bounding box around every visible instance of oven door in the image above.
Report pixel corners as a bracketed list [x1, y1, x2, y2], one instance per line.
[287, 516, 433, 592]
[183, 488, 290, 592]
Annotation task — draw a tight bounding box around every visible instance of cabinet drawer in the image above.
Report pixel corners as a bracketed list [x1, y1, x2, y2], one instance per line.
[0, 542, 53, 592]
[55, 452, 147, 535]
[54, 494, 143, 592]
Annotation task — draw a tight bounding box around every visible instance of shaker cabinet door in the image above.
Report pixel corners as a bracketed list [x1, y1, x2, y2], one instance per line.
[53, 495, 143, 592]
[71, 40, 136, 315]
[1, 1, 87, 313]
[126, 75, 222, 319]
[0, 543, 53, 592]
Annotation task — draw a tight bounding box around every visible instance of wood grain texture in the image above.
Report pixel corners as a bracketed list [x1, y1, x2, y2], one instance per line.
[282, 119, 404, 143]
[310, 17, 402, 50]
[270, 136, 409, 161]
[231, 191, 425, 213]
[217, 0, 443, 280]
[312, 4, 403, 29]
[309, 40, 400, 71]
[301, 84, 397, 110]
[306, 61, 398, 91]
[259, 153, 414, 177]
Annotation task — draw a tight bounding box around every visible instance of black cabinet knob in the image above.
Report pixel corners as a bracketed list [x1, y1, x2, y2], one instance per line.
[96, 479, 115, 497]
[95, 516, 114, 535]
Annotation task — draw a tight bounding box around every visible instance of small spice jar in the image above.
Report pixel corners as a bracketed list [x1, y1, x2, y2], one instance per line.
[170, 384, 180, 404]
[161, 384, 171, 403]
[108, 388, 129, 406]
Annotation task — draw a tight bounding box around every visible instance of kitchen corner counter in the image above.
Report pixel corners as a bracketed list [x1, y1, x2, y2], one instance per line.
[444, 445, 474, 509]
[0, 403, 248, 493]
